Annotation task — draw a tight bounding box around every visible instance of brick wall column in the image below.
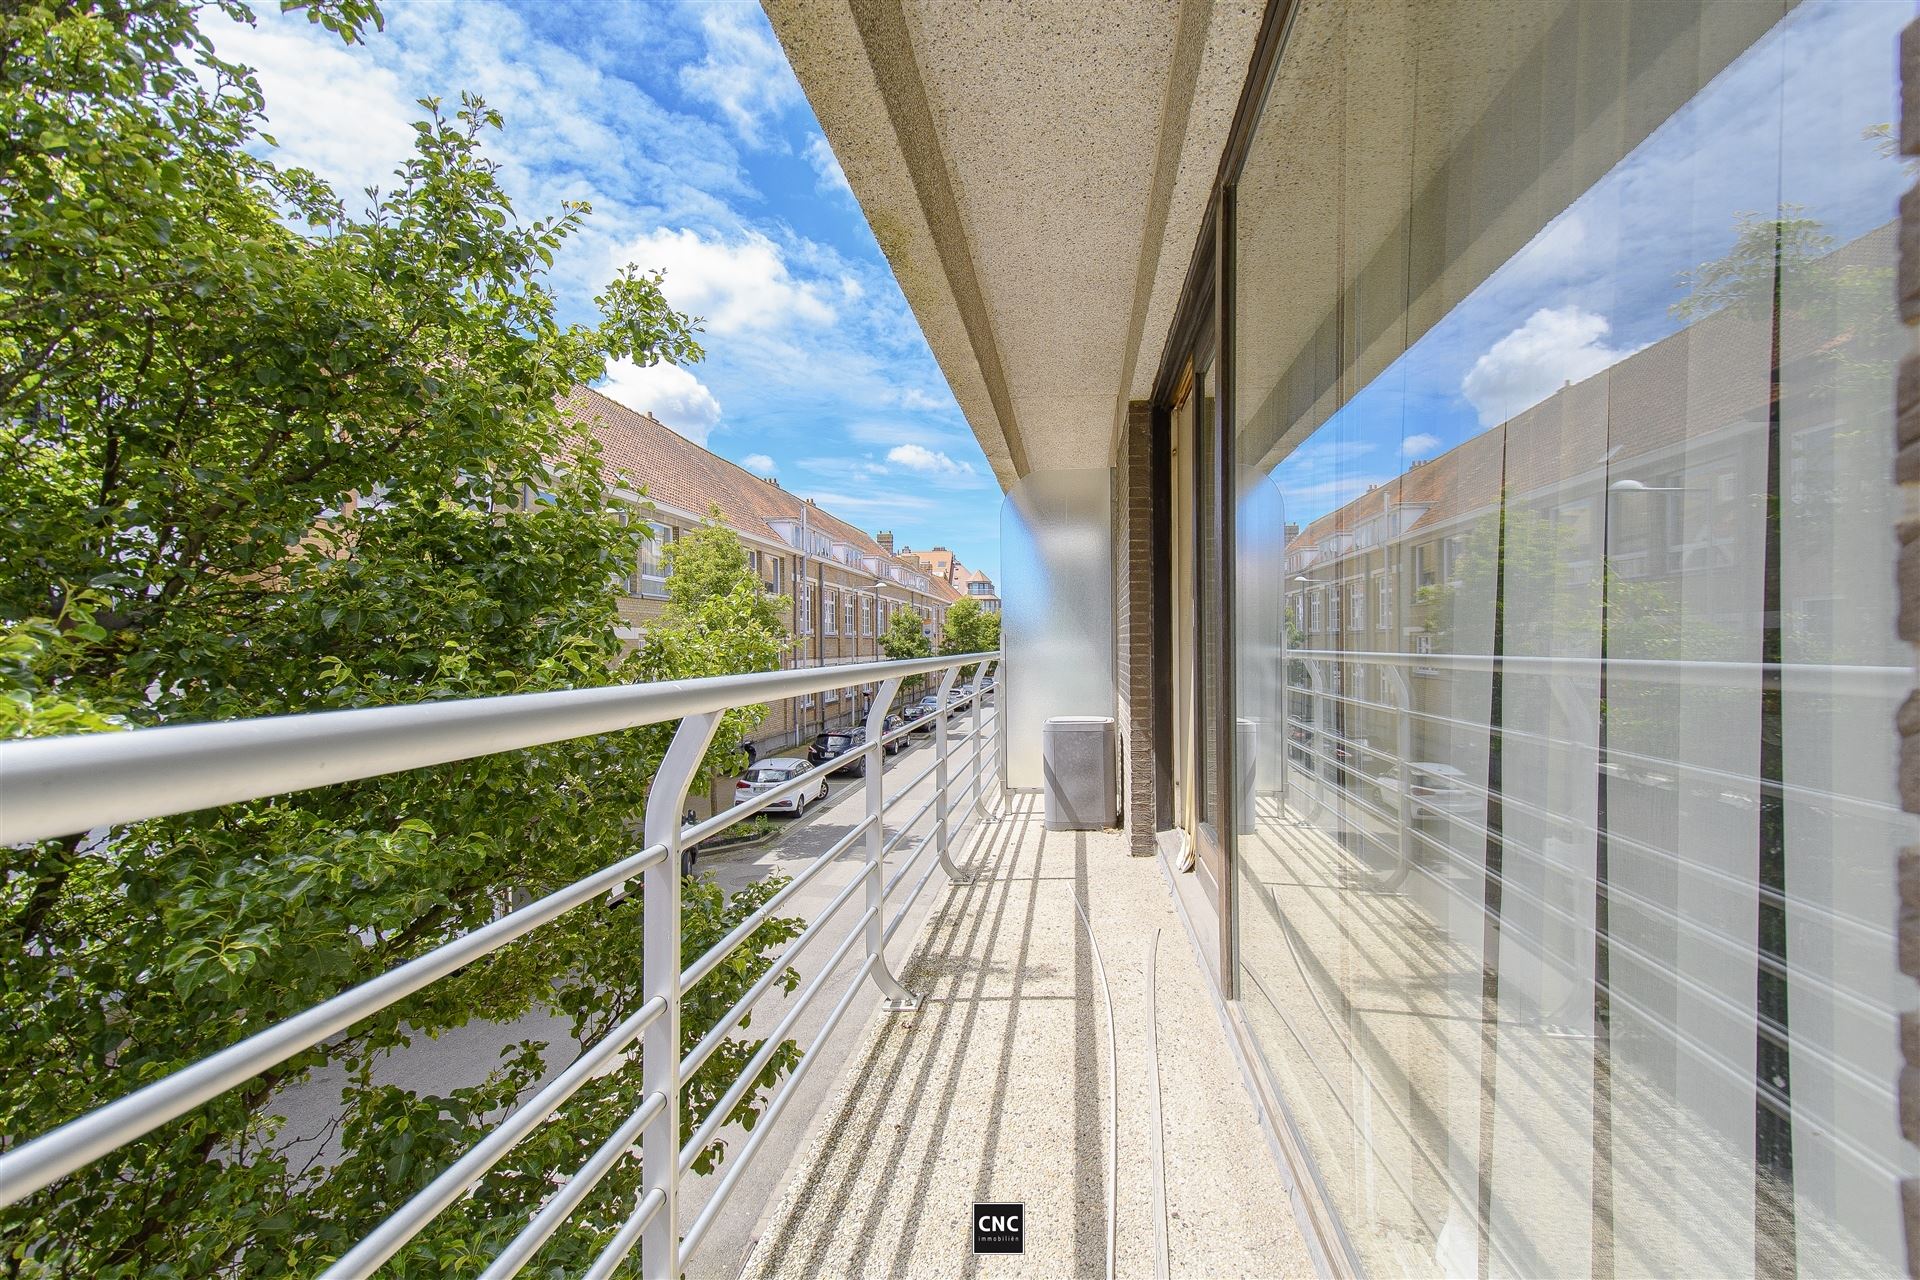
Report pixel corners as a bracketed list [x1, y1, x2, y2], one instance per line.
[1898, 19, 1920, 1276]
[1115, 402, 1159, 854]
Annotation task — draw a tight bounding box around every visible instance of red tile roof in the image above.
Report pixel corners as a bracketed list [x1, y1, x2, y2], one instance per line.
[557, 386, 959, 598]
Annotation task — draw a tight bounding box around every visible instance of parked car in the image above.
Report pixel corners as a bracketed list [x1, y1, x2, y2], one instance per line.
[909, 696, 942, 731]
[734, 757, 828, 815]
[879, 714, 910, 755]
[1371, 762, 1478, 819]
[808, 729, 869, 775]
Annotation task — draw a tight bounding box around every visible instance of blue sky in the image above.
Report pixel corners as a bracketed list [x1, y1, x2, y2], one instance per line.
[217, 0, 1001, 581]
[1266, 0, 1906, 529]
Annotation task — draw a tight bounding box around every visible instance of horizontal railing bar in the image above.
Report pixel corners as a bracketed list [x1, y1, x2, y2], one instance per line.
[680, 816, 874, 993]
[884, 820, 943, 898]
[682, 869, 871, 1082]
[878, 714, 998, 947]
[678, 954, 880, 1269]
[1, 651, 998, 845]
[883, 852, 944, 947]
[320, 994, 667, 1278]
[678, 909, 874, 1176]
[583, 1185, 666, 1280]
[1288, 648, 1907, 695]
[0, 838, 670, 1209]
[882, 795, 940, 866]
[477, 1089, 668, 1280]
[884, 750, 946, 802]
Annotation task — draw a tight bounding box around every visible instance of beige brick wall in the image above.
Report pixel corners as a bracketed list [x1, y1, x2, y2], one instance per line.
[1115, 401, 1158, 855]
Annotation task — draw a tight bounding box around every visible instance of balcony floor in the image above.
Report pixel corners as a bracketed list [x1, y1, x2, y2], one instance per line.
[738, 792, 1312, 1278]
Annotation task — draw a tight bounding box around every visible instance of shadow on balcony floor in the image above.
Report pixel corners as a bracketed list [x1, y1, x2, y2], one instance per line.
[737, 793, 1312, 1279]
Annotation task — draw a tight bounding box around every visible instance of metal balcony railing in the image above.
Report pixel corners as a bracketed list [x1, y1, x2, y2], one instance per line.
[0, 650, 1002, 1278]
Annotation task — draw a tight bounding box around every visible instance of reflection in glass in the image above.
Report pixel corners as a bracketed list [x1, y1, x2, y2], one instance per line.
[1228, 2, 1915, 1275]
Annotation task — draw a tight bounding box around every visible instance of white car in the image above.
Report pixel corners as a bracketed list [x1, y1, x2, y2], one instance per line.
[735, 758, 828, 815]
[1372, 763, 1479, 819]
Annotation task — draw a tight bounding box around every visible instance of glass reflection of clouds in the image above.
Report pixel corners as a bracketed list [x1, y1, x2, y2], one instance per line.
[1230, 1, 1915, 1276]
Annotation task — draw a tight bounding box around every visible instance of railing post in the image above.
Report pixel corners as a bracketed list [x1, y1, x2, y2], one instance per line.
[972, 660, 996, 821]
[861, 676, 917, 1011]
[932, 666, 969, 883]
[639, 711, 719, 1280]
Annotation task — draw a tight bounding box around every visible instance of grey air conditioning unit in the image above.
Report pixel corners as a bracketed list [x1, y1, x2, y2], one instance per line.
[1043, 716, 1117, 831]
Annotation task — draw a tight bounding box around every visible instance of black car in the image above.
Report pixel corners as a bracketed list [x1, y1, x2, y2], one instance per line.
[879, 714, 909, 755]
[808, 728, 869, 775]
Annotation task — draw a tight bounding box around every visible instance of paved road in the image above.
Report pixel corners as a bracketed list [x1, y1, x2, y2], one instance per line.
[271, 707, 998, 1276]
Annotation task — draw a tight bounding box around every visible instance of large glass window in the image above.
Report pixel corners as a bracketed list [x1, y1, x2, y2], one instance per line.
[1230, 3, 1915, 1275]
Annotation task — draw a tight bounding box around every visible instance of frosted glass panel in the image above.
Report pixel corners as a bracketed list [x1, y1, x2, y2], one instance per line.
[1001, 469, 1114, 790]
[1228, 1, 1917, 1275]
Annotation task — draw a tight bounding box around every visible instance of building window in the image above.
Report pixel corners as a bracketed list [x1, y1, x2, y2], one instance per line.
[1227, 3, 1914, 1272]
[824, 590, 838, 635]
[635, 522, 673, 598]
[860, 594, 872, 636]
[799, 579, 813, 635]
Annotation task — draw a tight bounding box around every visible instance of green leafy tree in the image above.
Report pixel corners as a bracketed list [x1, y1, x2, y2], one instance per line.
[635, 510, 791, 777]
[880, 599, 932, 698]
[1, 1, 801, 1272]
[938, 596, 999, 681]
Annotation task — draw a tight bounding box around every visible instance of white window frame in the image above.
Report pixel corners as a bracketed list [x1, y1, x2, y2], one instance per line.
[1347, 580, 1364, 631]
[1375, 572, 1391, 631]
[799, 579, 814, 635]
[825, 589, 839, 636]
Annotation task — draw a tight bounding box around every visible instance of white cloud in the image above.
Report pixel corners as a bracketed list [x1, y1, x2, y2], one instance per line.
[895, 387, 949, 412]
[619, 227, 835, 334]
[598, 359, 723, 444]
[1277, 474, 1396, 508]
[214, 18, 416, 196]
[806, 135, 853, 195]
[1461, 305, 1638, 428]
[1402, 432, 1441, 457]
[677, 5, 801, 147]
[741, 453, 777, 476]
[804, 490, 936, 516]
[887, 444, 975, 478]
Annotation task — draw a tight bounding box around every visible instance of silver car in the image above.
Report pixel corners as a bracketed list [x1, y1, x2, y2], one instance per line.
[734, 758, 827, 815]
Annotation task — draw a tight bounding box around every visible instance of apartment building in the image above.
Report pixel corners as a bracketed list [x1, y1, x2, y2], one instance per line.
[898, 541, 1000, 615]
[772, 0, 1920, 1273]
[559, 387, 959, 756]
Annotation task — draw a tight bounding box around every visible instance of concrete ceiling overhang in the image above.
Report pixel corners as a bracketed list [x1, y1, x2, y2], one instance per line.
[764, 0, 1265, 490]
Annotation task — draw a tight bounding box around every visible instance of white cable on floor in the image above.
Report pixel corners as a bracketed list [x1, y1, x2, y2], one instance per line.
[1147, 926, 1169, 1280]
[1072, 889, 1118, 1280]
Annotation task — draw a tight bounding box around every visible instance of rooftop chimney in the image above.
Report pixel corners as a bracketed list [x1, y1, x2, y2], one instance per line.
[877, 530, 895, 552]
[1284, 522, 1299, 540]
